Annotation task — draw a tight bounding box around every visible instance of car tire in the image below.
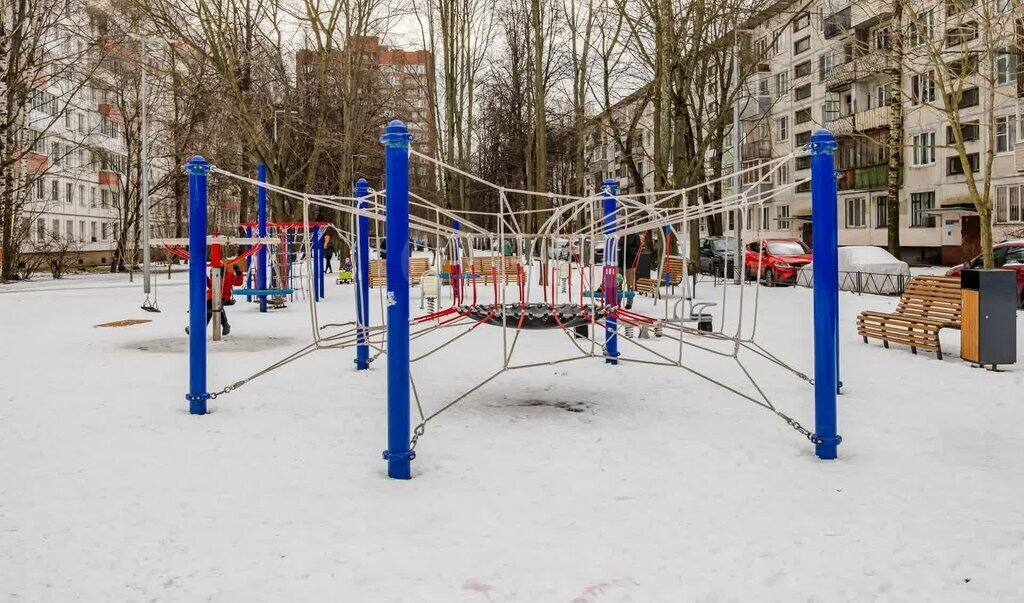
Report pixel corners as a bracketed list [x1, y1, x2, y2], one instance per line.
[764, 268, 775, 287]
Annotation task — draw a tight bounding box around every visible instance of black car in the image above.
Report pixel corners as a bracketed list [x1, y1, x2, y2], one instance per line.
[699, 236, 737, 277]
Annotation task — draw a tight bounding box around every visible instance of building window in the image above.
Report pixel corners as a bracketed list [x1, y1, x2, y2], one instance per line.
[911, 72, 936, 105]
[910, 192, 936, 227]
[90, 187, 97, 207]
[65, 182, 73, 204]
[794, 83, 811, 101]
[776, 117, 789, 141]
[79, 220, 85, 242]
[102, 222, 110, 240]
[66, 220, 73, 241]
[90, 221, 98, 242]
[101, 190, 109, 207]
[875, 27, 891, 50]
[952, 87, 980, 109]
[777, 204, 791, 229]
[910, 10, 934, 47]
[823, 7, 851, 38]
[794, 130, 812, 146]
[947, 152, 980, 175]
[996, 185, 1023, 223]
[758, 77, 770, 96]
[794, 60, 812, 79]
[776, 162, 790, 185]
[945, 21, 978, 47]
[37, 219, 45, 241]
[997, 50, 1019, 85]
[795, 107, 812, 124]
[78, 184, 85, 207]
[875, 196, 889, 228]
[796, 155, 811, 170]
[946, 121, 980, 143]
[819, 51, 837, 82]
[747, 207, 757, 230]
[774, 72, 789, 98]
[51, 179, 58, 201]
[793, 12, 810, 31]
[823, 95, 840, 122]
[912, 132, 936, 165]
[36, 178, 45, 200]
[794, 36, 811, 55]
[875, 83, 892, 108]
[846, 197, 866, 228]
[996, 116, 1017, 153]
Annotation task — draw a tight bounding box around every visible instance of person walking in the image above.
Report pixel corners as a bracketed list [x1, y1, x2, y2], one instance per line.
[324, 241, 335, 273]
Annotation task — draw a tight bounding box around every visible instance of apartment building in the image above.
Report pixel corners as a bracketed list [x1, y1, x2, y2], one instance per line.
[18, 9, 137, 268]
[297, 36, 436, 183]
[584, 0, 1024, 265]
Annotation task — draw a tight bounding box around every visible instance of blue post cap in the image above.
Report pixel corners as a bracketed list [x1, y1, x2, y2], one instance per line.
[807, 129, 838, 154]
[185, 155, 210, 175]
[602, 178, 618, 193]
[380, 120, 414, 146]
[354, 178, 370, 194]
[452, 219, 460, 230]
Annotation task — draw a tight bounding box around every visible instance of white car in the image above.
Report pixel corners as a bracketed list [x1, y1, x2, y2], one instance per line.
[797, 246, 910, 294]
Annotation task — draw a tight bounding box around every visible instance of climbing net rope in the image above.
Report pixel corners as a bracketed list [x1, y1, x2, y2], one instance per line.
[199, 146, 823, 450]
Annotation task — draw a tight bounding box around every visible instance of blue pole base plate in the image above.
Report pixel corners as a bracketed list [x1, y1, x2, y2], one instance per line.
[186, 392, 209, 415]
[383, 449, 415, 479]
[814, 434, 842, 460]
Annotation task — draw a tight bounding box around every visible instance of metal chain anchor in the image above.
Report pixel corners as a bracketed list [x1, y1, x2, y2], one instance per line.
[409, 423, 426, 450]
[208, 380, 246, 400]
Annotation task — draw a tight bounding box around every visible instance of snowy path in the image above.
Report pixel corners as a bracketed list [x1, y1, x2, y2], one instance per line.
[1, 270, 1022, 601]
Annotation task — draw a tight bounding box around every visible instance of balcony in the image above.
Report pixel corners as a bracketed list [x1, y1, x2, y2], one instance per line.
[98, 170, 121, 187]
[824, 51, 894, 90]
[742, 140, 772, 159]
[850, 0, 893, 29]
[837, 164, 902, 191]
[826, 106, 892, 136]
[740, 95, 771, 121]
[26, 152, 47, 172]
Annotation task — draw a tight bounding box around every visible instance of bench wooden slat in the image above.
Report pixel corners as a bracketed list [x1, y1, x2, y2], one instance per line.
[856, 275, 961, 359]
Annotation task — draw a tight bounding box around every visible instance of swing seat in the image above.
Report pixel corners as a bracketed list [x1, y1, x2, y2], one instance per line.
[459, 303, 606, 330]
[582, 290, 636, 299]
[233, 288, 295, 296]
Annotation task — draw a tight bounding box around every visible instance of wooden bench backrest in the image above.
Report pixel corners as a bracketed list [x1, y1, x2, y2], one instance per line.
[409, 257, 430, 283]
[369, 257, 431, 286]
[474, 256, 519, 275]
[896, 276, 962, 324]
[664, 255, 686, 285]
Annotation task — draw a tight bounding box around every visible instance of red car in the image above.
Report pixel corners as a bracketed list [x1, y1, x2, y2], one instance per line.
[945, 240, 1024, 308]
[744, 239, 813, 286]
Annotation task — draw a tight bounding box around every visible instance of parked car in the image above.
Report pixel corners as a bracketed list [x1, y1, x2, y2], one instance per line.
[945, 239, 1024, 308]
[744, 239, 813, 286]
[698, 236, 737, 277]
[796, 246, 910, 294]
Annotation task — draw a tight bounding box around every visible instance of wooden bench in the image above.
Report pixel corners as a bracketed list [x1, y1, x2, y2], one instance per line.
[664, 255, 686, 288]
[635, 278, 660, 298]
[473, 256, 521, 285]
[856, 275, 962, 360]
[368, 257, 432, 287]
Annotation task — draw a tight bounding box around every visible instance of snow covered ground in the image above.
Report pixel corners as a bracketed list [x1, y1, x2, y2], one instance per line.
[1, 266, 1022, 601]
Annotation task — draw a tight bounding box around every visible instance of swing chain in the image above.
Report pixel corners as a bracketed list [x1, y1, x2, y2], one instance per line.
[208, 380, 246, 400]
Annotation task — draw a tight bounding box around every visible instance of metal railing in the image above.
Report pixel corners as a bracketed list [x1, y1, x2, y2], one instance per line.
[796, 269, 909, 296]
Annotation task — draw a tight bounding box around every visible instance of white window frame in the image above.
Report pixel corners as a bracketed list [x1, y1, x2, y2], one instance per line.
[775, 116, 789, 142]
[996, 115, 1017, 154]
[845, 197, 867, 228]
[912, 132, 936, 166]
[996, 184, 1023, 223]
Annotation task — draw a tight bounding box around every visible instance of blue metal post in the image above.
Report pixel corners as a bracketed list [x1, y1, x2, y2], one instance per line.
[663, 224, 671, 287]
[312, 225, 321, 302]
[809, 130, 842, 459]
[186, 156, 210, 415]
[602, 179, 619, 365]
[257, 164, 268, 313]
[381, 120, 413, 479]
[316, 226, 325, 299]
[355, 178, 371, 370]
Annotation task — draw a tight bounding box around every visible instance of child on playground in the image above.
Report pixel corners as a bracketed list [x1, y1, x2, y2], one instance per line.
[186, 264, 244, 336]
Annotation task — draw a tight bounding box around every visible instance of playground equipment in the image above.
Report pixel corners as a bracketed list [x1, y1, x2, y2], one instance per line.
[151, 231, 276, 341]
[171, 121, 842, 480]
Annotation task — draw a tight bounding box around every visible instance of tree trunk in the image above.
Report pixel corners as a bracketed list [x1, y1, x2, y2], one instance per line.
[886, 0, 903, 258]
